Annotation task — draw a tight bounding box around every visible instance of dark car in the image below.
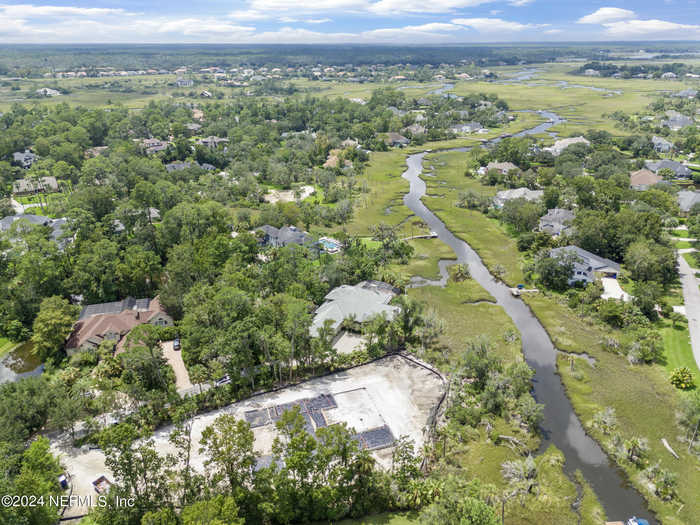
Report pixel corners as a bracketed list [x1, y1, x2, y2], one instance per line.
[173, 338, 181, 351]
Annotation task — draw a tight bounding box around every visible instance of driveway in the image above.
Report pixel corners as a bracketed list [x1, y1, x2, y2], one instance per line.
[601, 277, 632, 302]
[10, 199, 23, 214]
[677, 254, 700, 370]
[161, 340, 193, 392]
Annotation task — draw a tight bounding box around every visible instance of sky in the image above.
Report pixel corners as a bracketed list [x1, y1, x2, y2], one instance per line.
[0, 1, 699, 43]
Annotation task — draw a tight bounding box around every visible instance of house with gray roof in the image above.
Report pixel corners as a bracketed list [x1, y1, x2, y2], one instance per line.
[0, 214, 70, 249]
[385, 132, 410, 147]
[12, 150, 37, 169]
[673, 89, 698, 99]
[538, 208, 574, 236]
[549, 246, 620, 285]
[644, 159, 691, 178]
[677, 190, 700, 213]
[257, 225, 311, 248]
[662, 110, 694, 131]
[651, 135, 673, 153]
[493, 187, 543, 208]
[310, 280, 400, 337]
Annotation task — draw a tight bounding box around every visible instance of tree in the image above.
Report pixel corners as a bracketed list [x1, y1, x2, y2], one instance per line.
[180, 495, 244, 525]
[534, 252, 577, 292]
[31, 296, 78, 361]
[199, 415, 257, 497]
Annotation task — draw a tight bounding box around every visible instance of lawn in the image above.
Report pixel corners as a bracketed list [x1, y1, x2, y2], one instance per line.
[660, 321, 700, 376]
[524, 293, 700, 525]
[0, 336, 18, 358]
[674, 240, 693, 250]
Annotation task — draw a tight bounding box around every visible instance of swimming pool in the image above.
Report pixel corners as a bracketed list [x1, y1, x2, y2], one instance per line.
[319, 237, 342, 253]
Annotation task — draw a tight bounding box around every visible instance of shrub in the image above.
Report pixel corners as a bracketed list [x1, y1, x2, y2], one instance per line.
[670, 367, 695, 390]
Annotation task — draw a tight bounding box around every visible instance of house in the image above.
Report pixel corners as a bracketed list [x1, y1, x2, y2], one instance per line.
[200, 90, 212, 98]
[403, 124, 426, 136]
[0, 214, 70, 249]
[12, 150, 37, 169]
[176, 78, 193, 88]
[483, 161, 519, 175]
[584, 69, 601, 77]
[35, 88, 61, 97]
[549, 246, 620, 285]
[310, 280, 400, 337]
[165, 161, 197, 173]
[257, 225, 311, 248]
[493, 187, 543, 208]
[140, 138, 170, 155]
[673, 89, 698, 99]
[197, 136, 229, 149]
[185, 123, 202, 133]
[538, 208, 575, 236]
[85, 146, 109, 158]
[385, 133, 410, 147]
[661, 72, 678, 79]
[644, 159, 691, 178]
[543, 136, 590, 156]
[662, 111, 694, 131]
[629, 169, 663, 190]
[651, 135, 673, 153]
[12, 176, 59, 196]
[65, 296, 173, 355]
[452, 122, 483, 134]
[677, 190, 700, 213]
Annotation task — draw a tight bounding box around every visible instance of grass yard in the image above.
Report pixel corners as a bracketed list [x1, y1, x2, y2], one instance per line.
[524, 293, 699, 525]
[0, 337, 18, 358]
[674, 240, 693, 250]
[681, 251, 698, 267]
[660, 321, 700, 376]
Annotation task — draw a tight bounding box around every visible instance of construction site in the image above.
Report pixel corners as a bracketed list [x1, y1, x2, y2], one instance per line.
[51, 354, 446, 520]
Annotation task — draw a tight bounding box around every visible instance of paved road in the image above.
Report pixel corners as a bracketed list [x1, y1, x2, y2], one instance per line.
[677, 254, 700, 370]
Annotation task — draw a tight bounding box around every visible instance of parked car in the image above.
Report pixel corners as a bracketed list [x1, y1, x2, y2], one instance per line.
[216, 375, 231, 386]
[173, 338, 181, 351]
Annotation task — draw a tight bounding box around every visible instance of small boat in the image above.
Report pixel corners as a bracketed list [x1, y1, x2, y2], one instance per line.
[627, 518, 650, 525]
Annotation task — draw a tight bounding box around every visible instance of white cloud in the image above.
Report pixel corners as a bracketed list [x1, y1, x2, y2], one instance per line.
[543, 29, 562, 34]
[250, 0, 498, 15]
[602, 18, 700, 37]
[368, 0, 494, 14]
[452, 17, 544, 32]
[278, 16, 332, 24]
[156, 18, 255, 35]
[228, 9, 271, 21]
[0, 4, 128, 17]
[250, 0, 368, 10]
[577, 7, 636, 24]
[509, 0, 533, 6]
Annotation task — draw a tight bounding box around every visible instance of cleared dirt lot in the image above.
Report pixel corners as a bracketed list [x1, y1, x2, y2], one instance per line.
[52, 354, 445, 519]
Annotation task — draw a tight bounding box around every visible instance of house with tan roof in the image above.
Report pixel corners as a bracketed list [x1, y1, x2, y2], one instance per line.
[65, 297, 172, 355]
[629, 169, 663, 191]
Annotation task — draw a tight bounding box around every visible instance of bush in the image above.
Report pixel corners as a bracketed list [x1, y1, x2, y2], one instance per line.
[670, 367, 695, 390]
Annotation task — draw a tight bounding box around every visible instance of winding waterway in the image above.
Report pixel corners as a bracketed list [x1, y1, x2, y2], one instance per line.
[402, 111, 654, 523]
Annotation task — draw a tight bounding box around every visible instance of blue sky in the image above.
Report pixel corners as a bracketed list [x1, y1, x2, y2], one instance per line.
[0, 1, 699, 43]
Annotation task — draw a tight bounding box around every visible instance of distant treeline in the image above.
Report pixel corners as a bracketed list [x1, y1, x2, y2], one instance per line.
[3, 43, 699, 77]
[573, 60, 700, 78]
